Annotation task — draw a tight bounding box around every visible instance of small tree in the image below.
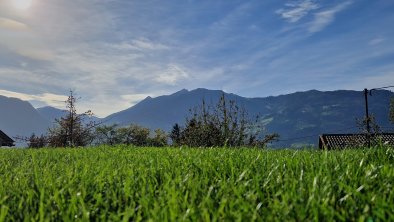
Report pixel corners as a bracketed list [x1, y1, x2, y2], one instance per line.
[47, 90, 96, 147]
[128, 124, 150, 146]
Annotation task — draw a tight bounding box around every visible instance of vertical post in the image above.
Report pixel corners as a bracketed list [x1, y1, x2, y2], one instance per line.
[364, 88, 371, 148]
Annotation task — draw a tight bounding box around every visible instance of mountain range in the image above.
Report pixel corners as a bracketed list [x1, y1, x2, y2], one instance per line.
[1, 88, 393, 147]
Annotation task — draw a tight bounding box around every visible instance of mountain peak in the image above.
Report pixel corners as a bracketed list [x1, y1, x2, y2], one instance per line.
[172, 89, 189, 96]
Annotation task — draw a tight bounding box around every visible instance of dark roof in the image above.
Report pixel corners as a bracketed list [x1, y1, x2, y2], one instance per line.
[0, 130, 14, 147]
[319, 133, 394, 149]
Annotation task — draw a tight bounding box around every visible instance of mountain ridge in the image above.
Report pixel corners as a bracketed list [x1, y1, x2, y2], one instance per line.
[1, 88, 393, 147]
[104, 88, 394, 146]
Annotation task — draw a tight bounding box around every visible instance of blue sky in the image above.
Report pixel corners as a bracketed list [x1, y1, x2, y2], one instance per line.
[0, 0, 393, 116]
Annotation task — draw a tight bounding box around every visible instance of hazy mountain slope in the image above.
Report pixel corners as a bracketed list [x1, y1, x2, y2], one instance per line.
[37, 106, 66, 124]
[0, 96, 51, 140]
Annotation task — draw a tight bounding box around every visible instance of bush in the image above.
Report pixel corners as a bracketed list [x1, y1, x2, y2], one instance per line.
[27, 134, 47, 148]
[172, 93, 279, 148]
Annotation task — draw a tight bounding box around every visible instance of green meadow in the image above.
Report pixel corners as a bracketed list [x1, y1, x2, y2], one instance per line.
[0, 146, 393, 221]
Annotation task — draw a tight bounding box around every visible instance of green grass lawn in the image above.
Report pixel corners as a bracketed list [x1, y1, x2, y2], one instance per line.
[0, 146, 393, 221]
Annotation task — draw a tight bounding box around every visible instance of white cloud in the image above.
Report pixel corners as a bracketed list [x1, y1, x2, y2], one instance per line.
[276, 0, 319, 23]
[308, 1, 352, 33]
[0, 89, 67, 107]
[156, 64, 189, 85]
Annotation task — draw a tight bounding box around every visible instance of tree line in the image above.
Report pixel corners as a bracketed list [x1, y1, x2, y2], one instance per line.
[25, 91, 279, 148]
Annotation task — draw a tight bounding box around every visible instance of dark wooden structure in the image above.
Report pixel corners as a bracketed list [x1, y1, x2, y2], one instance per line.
[319, 133, 394, 150]
[0, 130, 14, 147]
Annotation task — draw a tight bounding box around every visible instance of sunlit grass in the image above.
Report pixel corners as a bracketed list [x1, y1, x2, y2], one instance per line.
[0, 146, 393, 221]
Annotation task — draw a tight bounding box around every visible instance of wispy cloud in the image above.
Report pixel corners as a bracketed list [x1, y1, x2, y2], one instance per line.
[308, 1, 353, 33]
[110, 39, 170, 52]
[276, 0, 319, 23]
[0, 0, 393, 117]
[344, 71, 394, 91]
[369, 37, 385, 46]
[0, 89, 67, 108]
[156, 64, 189, 85]
[131, 38, 170, 51]
[211, 3, 253, 29]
